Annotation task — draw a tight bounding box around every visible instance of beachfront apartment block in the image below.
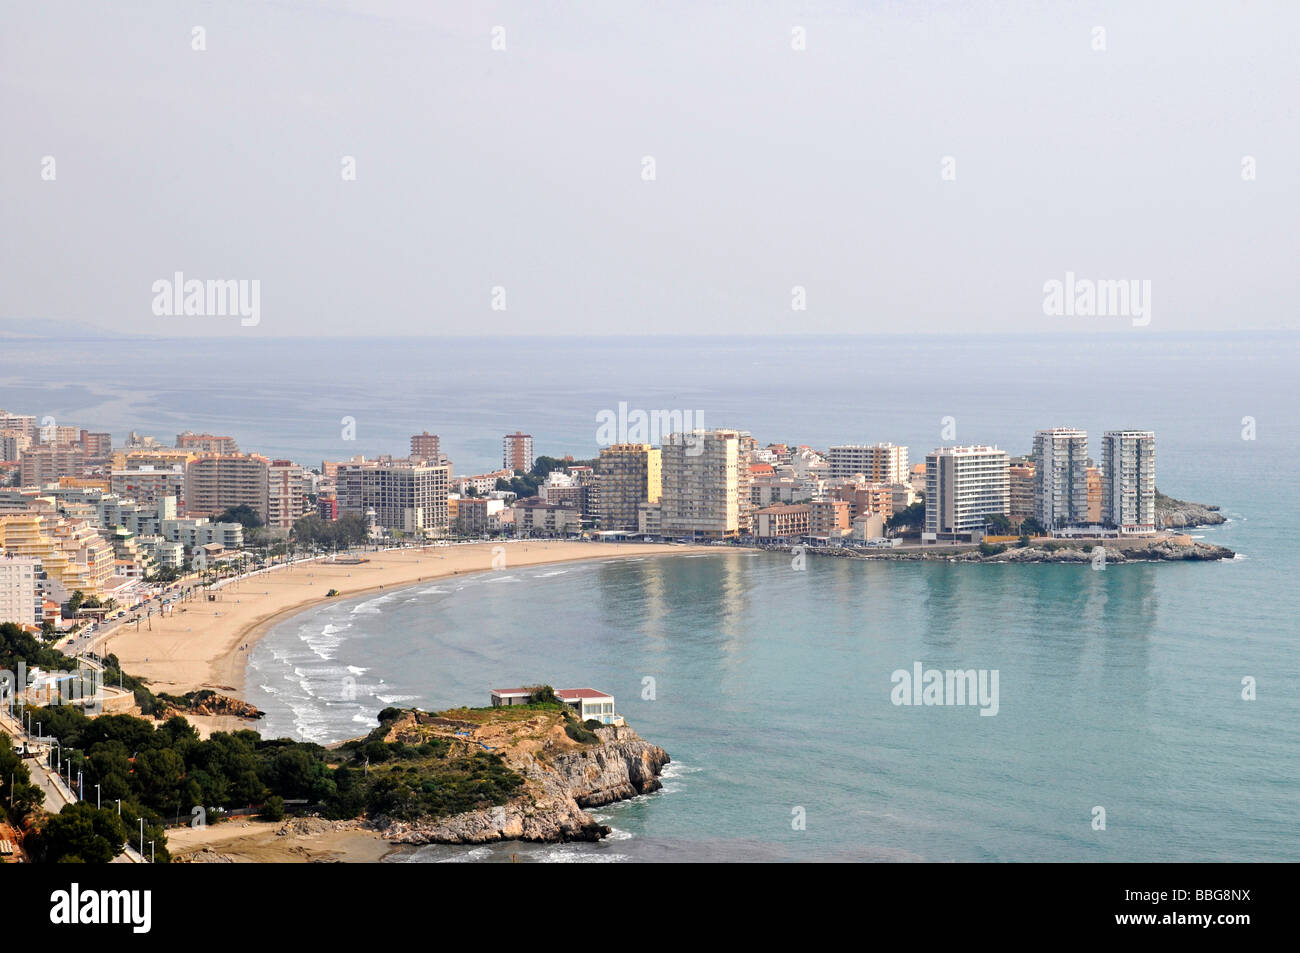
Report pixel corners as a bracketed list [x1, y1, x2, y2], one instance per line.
[594, 443, 662, 531]
[659, 429, 744, 539]
[0, 555, 42, 626]
[268, 459, 311, 529]
[923, 446, 1010, 543]
[336, 460, 449, 535]
[1032, 428, 1090, 530]
[826, 443, 910, 484]
[753, 503, 811, 540]
[513, 498, 582, 535]
[453, 496, 505, 534]
[1008, 463, 1036, 524]
[184, 453, 271, 521]
[503, 431, 534, 473]
[1102, 430, 1156, 534]
[809, 498, 852, 538]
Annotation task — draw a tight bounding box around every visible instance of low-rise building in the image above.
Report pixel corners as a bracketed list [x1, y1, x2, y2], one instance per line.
[753, 504, 811, 540]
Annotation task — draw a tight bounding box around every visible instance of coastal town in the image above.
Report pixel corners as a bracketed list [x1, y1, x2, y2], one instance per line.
[0, 409, 1232, 863]
[1, 410, 1228, 640]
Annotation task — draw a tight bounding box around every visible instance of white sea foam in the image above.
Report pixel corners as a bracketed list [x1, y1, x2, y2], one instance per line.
[375, 693, 419, 704]
[433, 846, 494, 863]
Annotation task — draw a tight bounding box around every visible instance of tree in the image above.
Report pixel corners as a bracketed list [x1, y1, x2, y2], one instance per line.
[67, 590, 85, 612]
[985, 513, 1013, 535]
[0, 732, 44, 822]
[259, 795, 286, 822]
[886, 501, 925, 534]
[1019, 516, 1045, 537]
[31, 803, 127, 864]
[216, 504, 263, 530]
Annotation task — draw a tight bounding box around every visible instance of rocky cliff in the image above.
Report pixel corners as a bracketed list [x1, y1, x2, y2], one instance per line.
[371, 716, 669, 845]
[1155, 490, 1227, 529]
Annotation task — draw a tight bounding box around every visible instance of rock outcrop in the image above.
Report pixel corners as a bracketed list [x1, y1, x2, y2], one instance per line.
[371, 721, 669, 846]
[160, 689, 265, 720]
[1155, 490, 1227, 529]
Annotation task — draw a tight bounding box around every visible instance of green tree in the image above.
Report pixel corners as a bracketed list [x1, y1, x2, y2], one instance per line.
[32, 803, 127, 864]
[216, 504, 263, 529]
[259, 795, 286, 821]
[984, 513, 1013, 535]
[886, 501, 926, 533]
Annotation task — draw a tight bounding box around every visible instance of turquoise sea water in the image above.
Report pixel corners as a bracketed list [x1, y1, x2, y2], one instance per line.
[244, 501, 1295, 862]
[7, 332, 1296, 861]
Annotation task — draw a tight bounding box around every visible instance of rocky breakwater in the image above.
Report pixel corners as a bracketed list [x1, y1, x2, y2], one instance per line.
[961, 537, 1234, 563]
[372, 710, 669, 846]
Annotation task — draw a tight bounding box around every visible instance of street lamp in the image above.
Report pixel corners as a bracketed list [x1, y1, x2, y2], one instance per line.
[149, 840, 154, 863]
[139, 817, 144, 855]
[116, 798, 121, 816]
[96, 783, 101, 809]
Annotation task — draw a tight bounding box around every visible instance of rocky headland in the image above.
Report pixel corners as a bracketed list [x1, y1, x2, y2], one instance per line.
[367, 708, 669, 845]
[1154, 490, 1227, 529]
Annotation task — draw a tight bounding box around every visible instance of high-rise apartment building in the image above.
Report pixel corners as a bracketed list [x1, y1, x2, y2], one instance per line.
[410, 432, 441, 462]
[110, 465, 186, 511]
[595, 444, 661, 531]
[1032, 428, 1090, 530]
[0, 412, 37, 440]
[267, 459, 310, 529]
[336, 461, 449, 535]
[19, 444, 86, 487]
[1085, 466, 1103, 523]
[660, 430, 743, 539]
[1008, 464, 1036, 525]
[0, 555, 42, 625]
[184, 454, 271, 521]
[826, 444, 910, 484]
[923, 446, 1010, 543]
[176, 432, 240, 454]
[1101, 430, 1155, 534]
[503, 431, 534, 473]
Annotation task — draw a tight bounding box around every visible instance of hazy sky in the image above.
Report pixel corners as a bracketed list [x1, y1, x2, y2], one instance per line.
[2, 1, 1296, 337]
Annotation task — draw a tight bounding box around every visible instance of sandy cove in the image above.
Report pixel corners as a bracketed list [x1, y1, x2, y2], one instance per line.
[96, 542, 713, 703]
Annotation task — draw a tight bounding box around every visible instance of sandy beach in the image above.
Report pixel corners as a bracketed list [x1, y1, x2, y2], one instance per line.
[167, 817, 399, 863]
[96, 541, 710, 703]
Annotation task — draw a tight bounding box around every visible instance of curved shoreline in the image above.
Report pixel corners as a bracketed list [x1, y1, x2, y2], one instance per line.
[103, 542, 715, 702]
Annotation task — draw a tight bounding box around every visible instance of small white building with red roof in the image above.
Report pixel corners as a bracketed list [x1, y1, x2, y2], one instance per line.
[489, 686, 623, 726]
[555, 688, 622, 726]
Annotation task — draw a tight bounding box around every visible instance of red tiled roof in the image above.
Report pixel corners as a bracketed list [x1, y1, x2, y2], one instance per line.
[555, 688, 612, 700]
[491, 688, 532, 696]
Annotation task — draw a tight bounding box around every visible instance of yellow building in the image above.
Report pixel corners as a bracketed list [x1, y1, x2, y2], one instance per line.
[0, 513, 114, 600]
[595, 444, 662, 532]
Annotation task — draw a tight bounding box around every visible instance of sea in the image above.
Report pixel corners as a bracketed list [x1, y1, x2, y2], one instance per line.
[3, 331, 1296, 862]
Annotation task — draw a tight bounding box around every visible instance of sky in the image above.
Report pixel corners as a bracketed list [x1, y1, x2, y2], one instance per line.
[1, 0, 1297, 337]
